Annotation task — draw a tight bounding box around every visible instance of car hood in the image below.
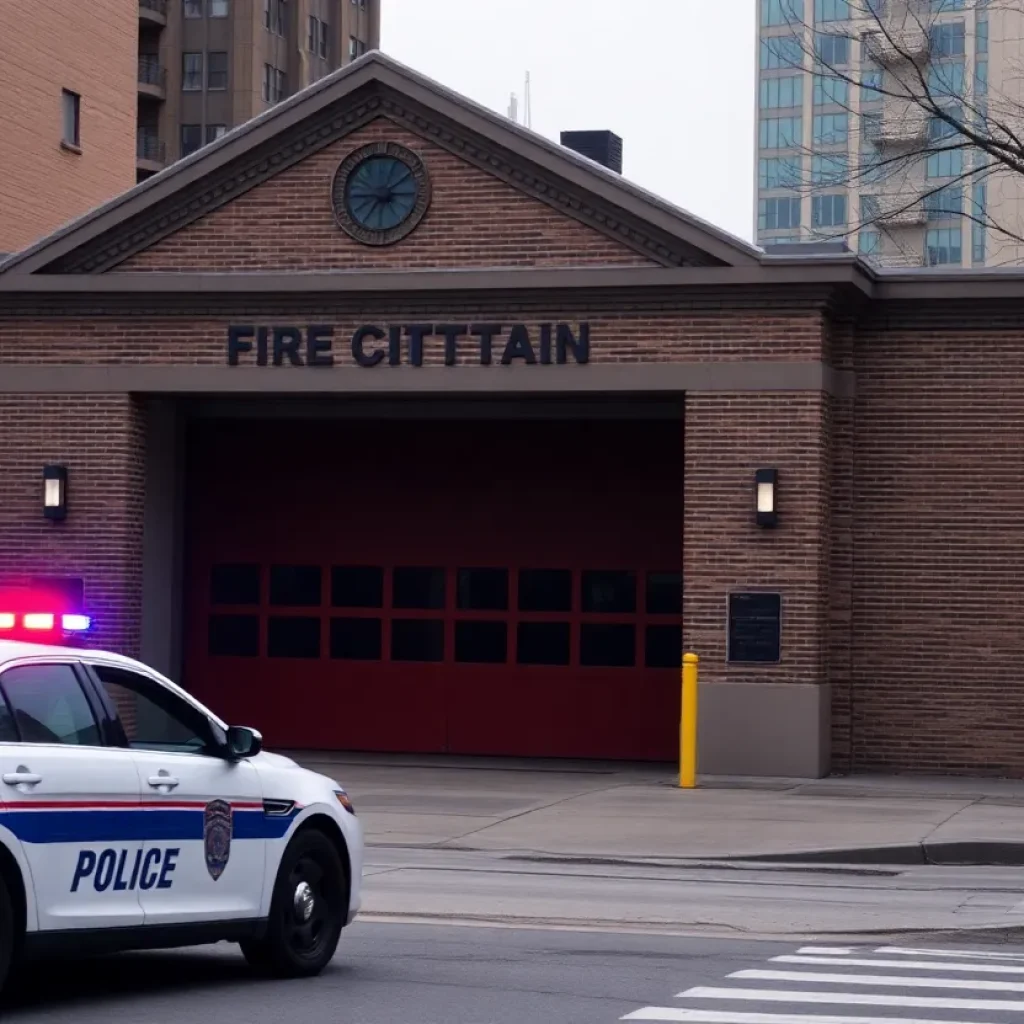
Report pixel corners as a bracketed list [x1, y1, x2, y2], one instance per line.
[252, 750, 301, 770]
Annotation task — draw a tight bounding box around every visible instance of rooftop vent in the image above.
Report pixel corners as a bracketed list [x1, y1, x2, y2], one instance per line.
[560, 130, 623, 175]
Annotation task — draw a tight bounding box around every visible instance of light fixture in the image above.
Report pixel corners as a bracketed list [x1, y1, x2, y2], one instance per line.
[755, 468, 778, 528]
[43, 465, 67, 521]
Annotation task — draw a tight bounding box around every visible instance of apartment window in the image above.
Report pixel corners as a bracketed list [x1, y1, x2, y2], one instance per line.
[861, 195, 881, 223]
[264, 0, 286, 33]
[860, 51, 883, 99]
[761, 0, 800, 26]
[207, 123, 227, 142]
[928, 60, 965, 98]
[972, 183, 987, 264]
[924, 185, 962, 220]
[812, 193, 847, 228]
[182, 52, 203, 91]
[349, 36, 366, 59]
[815, 32, 849, 65]
[759, 155, 802, 189]
[976, 19, 988, 55]
[932, 0, 965, 10]
[815, 0, 849, 22]
[930, 21, 965, 58]
[262, 63, 287, 103]
[308, 15, 328, 57]
[760, 34, 803, 71]
[927, 148, 963, 178]
[926, 227, 962, 265]
[181, 124, 203, 157]
[811, 153, 848, 185]
[813, 74, 847, 106]
[184, 0, 203, 16]
[928, 105, 961, 141]
[858, 230, 881, 256]
[975, 59, 988, 98]
[207, 51, 228, 90]
[760, 75, 803, 109]
[61, 89, 80, 148]
[210, 0, 228, 14]
[758, 196, 801, 231]
[813, 112, 848, 145]
[759, 115, 802, 149]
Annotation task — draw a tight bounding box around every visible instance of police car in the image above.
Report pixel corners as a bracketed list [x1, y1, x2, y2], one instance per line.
[0, 594, 363, 994]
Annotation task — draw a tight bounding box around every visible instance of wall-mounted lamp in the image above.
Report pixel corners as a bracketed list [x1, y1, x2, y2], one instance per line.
[43, 465, 68, 521]
[755, 468, 778, 528]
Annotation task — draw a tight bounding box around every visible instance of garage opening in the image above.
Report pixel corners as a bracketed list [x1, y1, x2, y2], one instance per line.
[182, 409, 683, 761]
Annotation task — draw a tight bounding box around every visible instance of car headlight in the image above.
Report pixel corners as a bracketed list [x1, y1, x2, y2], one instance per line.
[334, 789, 356, 815]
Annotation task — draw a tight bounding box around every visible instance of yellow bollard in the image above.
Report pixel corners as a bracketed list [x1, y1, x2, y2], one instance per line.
[679, 652, 699, 789]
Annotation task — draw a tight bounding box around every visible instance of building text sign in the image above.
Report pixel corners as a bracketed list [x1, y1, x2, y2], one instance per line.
[227, 323, 590, 368]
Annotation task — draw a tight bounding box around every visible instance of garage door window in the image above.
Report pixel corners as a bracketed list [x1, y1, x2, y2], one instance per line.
[331, 566, 383, 608]
[270, 565, 322, 606]
[210, 564, 260, 605]
[393, 567, 444, 609]
[516, 621, 570, 666]
[518, 569, 572, 612]
[268, 616, 320, 658]
[330, 617, 382, 660]
[208, 614, 259, 657]
[392, 619, 444, 662]
[582, 571, 637, 614]
[455, 620, 507, 663]
[457, 568, 508, 611]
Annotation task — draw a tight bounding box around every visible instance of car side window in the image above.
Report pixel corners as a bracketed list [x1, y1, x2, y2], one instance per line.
[0, 664, 101, 746]
[90, 664, 222, 756]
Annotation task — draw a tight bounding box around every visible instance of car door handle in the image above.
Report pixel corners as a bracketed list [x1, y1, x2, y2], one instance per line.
[147, 775, 180, 789]
[3, 772, 42, 786]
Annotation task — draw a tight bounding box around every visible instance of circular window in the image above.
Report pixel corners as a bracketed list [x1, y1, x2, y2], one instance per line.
[331, 142, 431, 246]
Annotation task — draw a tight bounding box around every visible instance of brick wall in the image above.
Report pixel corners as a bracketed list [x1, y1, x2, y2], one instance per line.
[684, 391, 830, 689]
[0, 0, 136, 255]
[0, 395, 146, 657]
[850, 310, 1024, 774]
[116, 118, 657, 272]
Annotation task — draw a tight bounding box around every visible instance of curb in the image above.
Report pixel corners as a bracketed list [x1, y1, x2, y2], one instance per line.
[728, 840, 1024, 867]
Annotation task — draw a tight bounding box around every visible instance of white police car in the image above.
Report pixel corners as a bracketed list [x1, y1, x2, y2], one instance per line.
[0, 636, 363, 994]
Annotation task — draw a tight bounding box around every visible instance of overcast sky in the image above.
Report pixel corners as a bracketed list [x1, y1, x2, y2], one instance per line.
[380, 1, 757, 243]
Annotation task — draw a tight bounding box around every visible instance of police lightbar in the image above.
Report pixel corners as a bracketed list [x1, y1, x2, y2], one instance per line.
[0, 587, 92, 643]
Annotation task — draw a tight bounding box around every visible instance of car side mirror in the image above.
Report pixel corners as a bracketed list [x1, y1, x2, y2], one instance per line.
[226, 725, 262, 760]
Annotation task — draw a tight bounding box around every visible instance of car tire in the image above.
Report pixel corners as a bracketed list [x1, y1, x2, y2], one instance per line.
[241, 828, 348, 978]
[0, 877, 13, 997]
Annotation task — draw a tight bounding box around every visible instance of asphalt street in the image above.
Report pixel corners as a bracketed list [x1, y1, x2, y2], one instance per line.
[7, 925, 1024, 1024]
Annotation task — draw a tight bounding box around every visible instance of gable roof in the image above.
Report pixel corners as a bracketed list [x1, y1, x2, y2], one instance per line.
[0, 51, 761, 277]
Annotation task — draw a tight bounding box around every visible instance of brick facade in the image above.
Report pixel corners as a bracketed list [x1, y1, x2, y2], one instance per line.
[1, 55, 1021, 776]
[0, 0, 136, 255]
[118, 119, 656, 273]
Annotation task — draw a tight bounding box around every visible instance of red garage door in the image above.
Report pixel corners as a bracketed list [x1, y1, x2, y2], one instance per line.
[183, 417, 683, 761]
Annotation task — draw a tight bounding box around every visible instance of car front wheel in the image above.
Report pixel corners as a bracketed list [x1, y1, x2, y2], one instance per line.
[241, 828, 348, 978]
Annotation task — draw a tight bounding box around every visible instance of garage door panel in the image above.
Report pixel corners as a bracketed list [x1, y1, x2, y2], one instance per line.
[183, 417, 682, 761]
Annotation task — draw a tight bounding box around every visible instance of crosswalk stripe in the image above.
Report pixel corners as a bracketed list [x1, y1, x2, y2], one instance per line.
[621, 1009, 1010, 1024]
[733, 969, 1024, 993]
[774, 955, 1024, 975]
[876, 946, 1024, 962]
[796, 948, 858, 956]
[679, 986, 1024, 1011]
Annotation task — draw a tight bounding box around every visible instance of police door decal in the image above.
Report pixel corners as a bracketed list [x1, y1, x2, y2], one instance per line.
[204, 799, 233, 881]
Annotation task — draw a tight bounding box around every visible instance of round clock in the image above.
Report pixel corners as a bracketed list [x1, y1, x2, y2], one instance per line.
[331, 142, 431, 246]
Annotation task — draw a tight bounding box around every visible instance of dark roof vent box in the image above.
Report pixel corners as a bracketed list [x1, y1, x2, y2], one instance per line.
[560, 130, 623, 175]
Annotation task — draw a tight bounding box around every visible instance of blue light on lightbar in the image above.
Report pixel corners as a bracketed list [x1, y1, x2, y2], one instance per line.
[61, 614, 91, 632]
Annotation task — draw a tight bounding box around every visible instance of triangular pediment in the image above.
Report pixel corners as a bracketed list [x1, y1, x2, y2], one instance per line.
[0, 53, 760, 278]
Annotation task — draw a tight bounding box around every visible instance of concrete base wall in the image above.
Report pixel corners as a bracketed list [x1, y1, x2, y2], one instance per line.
[697, 681, 831, 778]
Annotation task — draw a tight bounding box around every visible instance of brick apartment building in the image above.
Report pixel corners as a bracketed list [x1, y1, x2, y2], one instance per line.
[1, 54, 1021, 778]
[0, 0, 137, 255]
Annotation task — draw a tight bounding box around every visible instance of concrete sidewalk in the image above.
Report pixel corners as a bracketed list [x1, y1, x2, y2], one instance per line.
[288, 752, 1024, 865]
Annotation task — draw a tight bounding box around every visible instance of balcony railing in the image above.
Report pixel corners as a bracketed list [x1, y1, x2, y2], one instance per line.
[862, 26, 930, 67]
[876, 194, 927, 226]
[138, 57, 166, 91]
[137, 131, 166, 165]
[875, 113, 929, 147]
[139, 0, 168, 16]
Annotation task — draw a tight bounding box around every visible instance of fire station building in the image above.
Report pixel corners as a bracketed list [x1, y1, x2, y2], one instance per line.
[1, 54, 1022, 778]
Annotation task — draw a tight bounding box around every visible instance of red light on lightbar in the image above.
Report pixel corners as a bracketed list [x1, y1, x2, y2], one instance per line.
[0, 614, 14, 630]
[23, 613, 55, 631]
